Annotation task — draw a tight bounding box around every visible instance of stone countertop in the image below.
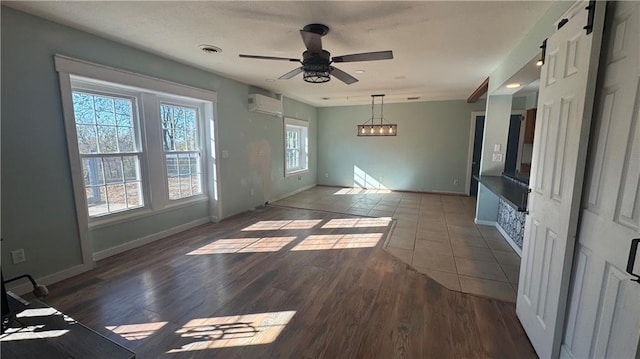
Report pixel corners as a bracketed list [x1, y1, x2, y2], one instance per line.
[474, 175, 529, 212]
[502, 171, 530, 185]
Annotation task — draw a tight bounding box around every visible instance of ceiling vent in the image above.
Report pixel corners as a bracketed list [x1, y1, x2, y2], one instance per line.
[248, 94, 283, 117]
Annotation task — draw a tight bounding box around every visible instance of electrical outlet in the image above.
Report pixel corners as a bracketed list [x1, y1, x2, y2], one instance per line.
[453, 179, 459, 185]
[325, 173, 329, 178]
[492, 153, 503, 162]
[11, 249, 26, 264]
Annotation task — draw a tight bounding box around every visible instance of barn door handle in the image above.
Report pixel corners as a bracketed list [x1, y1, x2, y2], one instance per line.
[627, 239, 640, 283]
[584, 1, 596, 35]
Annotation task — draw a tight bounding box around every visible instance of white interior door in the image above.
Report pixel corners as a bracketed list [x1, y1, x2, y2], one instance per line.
[517, 2, 606, 358]
[560, 2, 640, 358]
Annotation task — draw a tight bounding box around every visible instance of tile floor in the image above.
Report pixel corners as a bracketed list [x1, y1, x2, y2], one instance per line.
[273, 186, 521, 302]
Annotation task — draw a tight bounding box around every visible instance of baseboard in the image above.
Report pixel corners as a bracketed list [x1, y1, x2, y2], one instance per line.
[268, 184, 316, 203]
[474, 219, 496, 226]
[316, 184, 467, 197]
[7, 263, 93, 296]
[93, 217, 211, 261]
[495, 223, 523, 257]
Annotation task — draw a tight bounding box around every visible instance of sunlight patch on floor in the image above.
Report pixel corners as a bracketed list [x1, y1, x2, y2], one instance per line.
[166, 311, 296, 353]
[333, 188, 363, 195]
[105, 321, 168, 341]
[187, 237, 297, 255]
[241, 219, 321, 231]
[291, 233, 383, 251]
[322, 217, 392, 229]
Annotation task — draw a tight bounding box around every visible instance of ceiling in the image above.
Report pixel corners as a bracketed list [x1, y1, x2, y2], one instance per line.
[5, 1, 552, 107]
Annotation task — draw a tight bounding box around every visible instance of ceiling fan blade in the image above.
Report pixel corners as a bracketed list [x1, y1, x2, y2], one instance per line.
[299, 30, 323, 53]
[239, 54, 300, 62]
[332, 50, 394, 63]
[279, 67, 304, 80]
[330, 66, 358, 85]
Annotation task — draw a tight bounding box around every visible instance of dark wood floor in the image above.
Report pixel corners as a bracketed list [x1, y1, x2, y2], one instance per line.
[44, 206, 536, 358]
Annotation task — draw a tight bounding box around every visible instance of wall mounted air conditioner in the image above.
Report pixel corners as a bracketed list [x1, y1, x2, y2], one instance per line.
[248, 94, 283, 117]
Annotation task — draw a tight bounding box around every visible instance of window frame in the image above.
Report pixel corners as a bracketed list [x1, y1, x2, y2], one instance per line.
[70, 81, 151, 220]
[283, 117, 309, 176]
[56, 55, 217, 232]
[158, 97, 206, 201]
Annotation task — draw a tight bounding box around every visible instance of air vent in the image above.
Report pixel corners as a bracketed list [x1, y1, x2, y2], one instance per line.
[199, 44, 223, 54]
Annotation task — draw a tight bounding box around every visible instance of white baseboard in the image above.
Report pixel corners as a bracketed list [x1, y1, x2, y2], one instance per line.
[474, 219, 497, 226]
[7, 263, 93, 296]
[268, 184, 316, 203]
[93, 217, 211, 261]
[495, 223, 523, 257]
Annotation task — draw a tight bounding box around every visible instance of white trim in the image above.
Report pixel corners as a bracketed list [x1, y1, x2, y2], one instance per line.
[205, 101, 222, 223]
[284, 117, 309, 176]
[496, 223, 523, 257]
[57, 71, 95, 268]
[54, 55, 217, 102]
[474, 219, 497, 226]
[467, 111, 485, 195]
[268, 184, 316, 203]
[93, 217, 211, 261]
[6, 264, 92, 296]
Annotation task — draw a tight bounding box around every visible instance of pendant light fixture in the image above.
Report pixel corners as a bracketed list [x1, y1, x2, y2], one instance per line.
[357, 94, 397, 136]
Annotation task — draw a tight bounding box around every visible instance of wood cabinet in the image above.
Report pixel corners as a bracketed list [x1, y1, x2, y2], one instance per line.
[523, 108, 537, 144]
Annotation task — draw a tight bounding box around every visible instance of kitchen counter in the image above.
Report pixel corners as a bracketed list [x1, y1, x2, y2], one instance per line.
[473, 175, 529, 212]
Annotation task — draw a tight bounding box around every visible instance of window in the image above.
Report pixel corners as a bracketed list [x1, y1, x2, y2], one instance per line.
[161, 103, 203, 200]
[284, 118, 309, 175]
[72, 90, 144, 216]
[63, 71, 213, 222]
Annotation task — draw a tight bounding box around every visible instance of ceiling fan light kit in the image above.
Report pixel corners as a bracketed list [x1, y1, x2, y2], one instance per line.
[239, 23, 393, 85]
[358, 94, 397, 137]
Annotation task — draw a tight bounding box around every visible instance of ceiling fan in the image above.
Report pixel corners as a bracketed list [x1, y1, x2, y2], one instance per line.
[239, 23, 393, 85]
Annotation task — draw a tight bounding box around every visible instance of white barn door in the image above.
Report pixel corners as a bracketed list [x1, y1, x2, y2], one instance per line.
[560, 1, 640, 358]
[516, 2, 606, 358]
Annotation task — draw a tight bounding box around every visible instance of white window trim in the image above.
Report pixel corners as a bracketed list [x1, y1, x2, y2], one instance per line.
[284, 117, 309, 177]
[56, 55, 220, 265]
[70, 83, 149, 219]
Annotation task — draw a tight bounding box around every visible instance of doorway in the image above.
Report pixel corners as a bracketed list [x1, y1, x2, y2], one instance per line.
[470, 114, 485, 197]
[504, 114, 523, 174]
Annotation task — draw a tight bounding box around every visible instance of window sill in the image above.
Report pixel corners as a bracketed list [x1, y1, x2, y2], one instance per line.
[285, 169, 309, 177]
[89, 195, 209, 230]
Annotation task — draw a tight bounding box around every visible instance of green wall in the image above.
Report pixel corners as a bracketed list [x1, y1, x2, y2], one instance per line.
[317, 100, 486, 193]
[1, 7, 317, 280]
[488, 1, 572, 93]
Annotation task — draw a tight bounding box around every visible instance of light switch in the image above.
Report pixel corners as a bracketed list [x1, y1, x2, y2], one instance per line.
[492, 153, 503, 162]
[222, 150, 229, 158]
[494, 144, 501, 152]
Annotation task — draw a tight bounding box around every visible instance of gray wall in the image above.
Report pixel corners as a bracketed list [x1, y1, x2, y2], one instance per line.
[1, 7, 317, 280]
[474, 1, 571, 225]
[488, 2, 573, 93]
[317, 100, 486, 193]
